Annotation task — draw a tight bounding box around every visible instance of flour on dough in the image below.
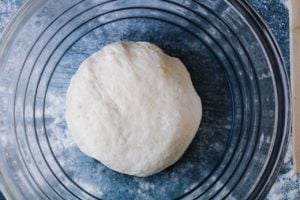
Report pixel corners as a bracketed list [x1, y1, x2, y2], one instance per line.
[66, 41, 202, 177]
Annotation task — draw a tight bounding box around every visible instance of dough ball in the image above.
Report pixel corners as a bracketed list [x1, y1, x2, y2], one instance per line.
[66, 41, 202, 177]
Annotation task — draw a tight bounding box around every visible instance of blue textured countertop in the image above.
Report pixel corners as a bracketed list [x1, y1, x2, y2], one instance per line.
[0, 0, 298, 199]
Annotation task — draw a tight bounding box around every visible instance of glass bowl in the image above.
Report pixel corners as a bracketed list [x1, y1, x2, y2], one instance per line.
[0, 0, 291, 199]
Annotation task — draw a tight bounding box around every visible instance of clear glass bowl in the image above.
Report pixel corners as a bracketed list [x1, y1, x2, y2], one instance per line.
[0, 0, 291, 199]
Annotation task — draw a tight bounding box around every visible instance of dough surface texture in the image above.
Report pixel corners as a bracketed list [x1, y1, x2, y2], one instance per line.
[66, 41, 202, 177]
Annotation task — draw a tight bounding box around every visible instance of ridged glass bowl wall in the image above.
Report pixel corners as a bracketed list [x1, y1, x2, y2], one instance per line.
[0, 0, 290, 199]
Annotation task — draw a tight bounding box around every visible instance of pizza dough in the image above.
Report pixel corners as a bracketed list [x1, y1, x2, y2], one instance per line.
[66, 41, 202, 177]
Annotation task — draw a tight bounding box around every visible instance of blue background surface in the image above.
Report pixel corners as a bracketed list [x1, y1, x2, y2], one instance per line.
[0, 0, 298, 199]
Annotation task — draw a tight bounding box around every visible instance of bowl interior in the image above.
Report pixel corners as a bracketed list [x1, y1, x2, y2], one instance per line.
[45, 18, 232, 199]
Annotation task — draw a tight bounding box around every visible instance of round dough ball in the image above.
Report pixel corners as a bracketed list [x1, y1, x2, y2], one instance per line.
[66, 41, 202, 177]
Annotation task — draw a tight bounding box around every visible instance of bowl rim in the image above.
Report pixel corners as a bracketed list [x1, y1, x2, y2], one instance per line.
[229, 0, 291, 199]
[0, 1, 46, 199]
